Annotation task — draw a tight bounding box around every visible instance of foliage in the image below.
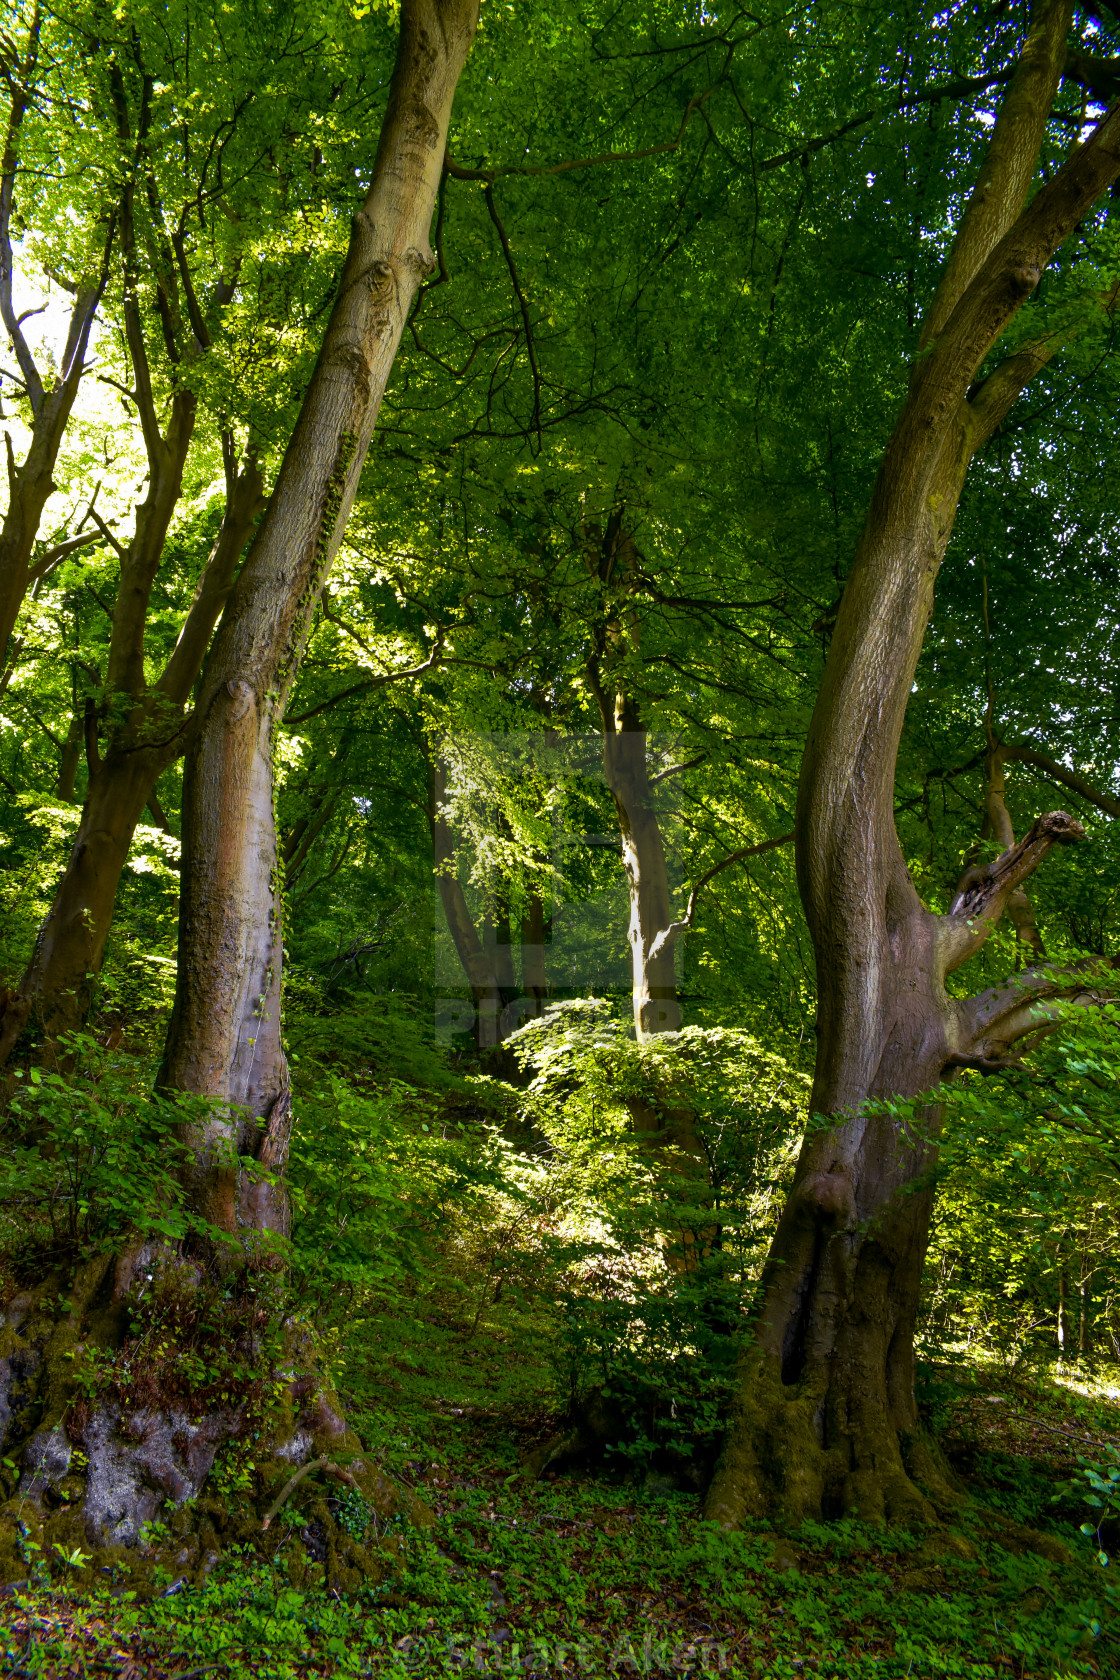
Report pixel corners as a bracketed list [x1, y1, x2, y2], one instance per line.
[917, 1002, 1120, 1372]
[1, 0, 1120, 1663]
[1071, 1446, 1120, 1569]
[0, 1035, 211, 1272]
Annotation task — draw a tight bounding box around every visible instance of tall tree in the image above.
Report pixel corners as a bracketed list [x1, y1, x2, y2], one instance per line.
[157, 0, 480, 1247]
[0, 0, 389, 1059]
[705, 0, 1120, 1527]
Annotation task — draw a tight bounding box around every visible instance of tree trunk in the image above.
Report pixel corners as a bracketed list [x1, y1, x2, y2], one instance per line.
[705, 2, 1120, 1527]
[584, 516, 681, 1036]
[56, 712, 83, 803]
[1078, 1273, 1092, 1359]
[16, 748, 175, 1039]
[0, 9, 115, 666]
[0, 451, 264, 1064]
[603, 722, 681, 1036]
[0, 3, 479, 1562]
[158, 0, 479, 1238]
[1058, 1264, 1072, 1355]
[520, 890, 551, 1013]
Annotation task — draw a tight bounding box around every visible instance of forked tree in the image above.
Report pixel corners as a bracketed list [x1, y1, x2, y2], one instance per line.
[705, 0, 1120, 1528]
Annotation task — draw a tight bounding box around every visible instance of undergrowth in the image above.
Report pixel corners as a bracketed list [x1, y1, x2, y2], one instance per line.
[3, 1002, 1120, 1675]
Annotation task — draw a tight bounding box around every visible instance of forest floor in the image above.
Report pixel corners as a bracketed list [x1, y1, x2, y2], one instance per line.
[1, 1288, 1119, 1680]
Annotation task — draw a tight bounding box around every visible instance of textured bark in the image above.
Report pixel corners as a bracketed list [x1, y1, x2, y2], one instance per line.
[706, 2, 1120, 1527]
[159, 0, 479, 1238]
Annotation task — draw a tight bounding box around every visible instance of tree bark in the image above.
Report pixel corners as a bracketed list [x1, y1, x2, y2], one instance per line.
[705, 1, 1120, 1527]
[585, 518, 681, 1036]
[158, 0, 479, 1240]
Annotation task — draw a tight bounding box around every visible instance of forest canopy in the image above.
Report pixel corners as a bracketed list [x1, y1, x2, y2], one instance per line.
[2, 0, 1120, 1672]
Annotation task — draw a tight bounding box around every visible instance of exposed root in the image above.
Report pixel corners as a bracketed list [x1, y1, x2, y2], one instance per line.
[0, 1250, 433, 1591]
[704, 1345, 962, 1530]
[262, 1454, 360, 1529]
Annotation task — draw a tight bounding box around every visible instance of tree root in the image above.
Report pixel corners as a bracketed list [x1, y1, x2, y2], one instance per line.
[705, 1346, 963, 1530]
[0, 1251, 433, 1590]
[262, 1455, 360, 1529]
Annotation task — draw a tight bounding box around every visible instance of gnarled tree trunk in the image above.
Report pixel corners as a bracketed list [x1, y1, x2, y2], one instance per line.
[705, 0, 1120, 1527]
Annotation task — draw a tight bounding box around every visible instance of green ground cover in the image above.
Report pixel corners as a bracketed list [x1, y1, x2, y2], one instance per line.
[2, 1286, 1118, 1680]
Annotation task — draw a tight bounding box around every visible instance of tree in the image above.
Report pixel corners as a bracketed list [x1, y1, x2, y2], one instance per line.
[157, 0, 480, 1247]
[705, 0, 1120, 1528]
[0, 0, 393, 1059]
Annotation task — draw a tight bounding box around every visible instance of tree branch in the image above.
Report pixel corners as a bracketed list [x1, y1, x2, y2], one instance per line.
[86, 507, 127, 562]
[444, 80, 720, 184]
[1002, 742, 1120, 819]
[483, 184, 542, 450]
[26, 527, 106, 585]
[647, 829, 794, 960]
[920, 0, 1072, 351]
[157, 439, 265, 705]
[284, 640, 445, 726]
[0, 5, 46, 417]
[960, 956, 1117, 1052]
[648, 753, 707, 786]
[942, 809, 1084, 972]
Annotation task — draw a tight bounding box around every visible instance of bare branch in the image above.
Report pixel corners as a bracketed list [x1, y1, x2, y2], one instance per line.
[1002, 742, 1120, 819]
[483, 184, 542, 450]
[444, 80, 719, 185]
[86, 507, 127, 562]
[944, 1050, 1023, 1074]
[942, 810, 1084, 973]
[1064, 52, 1120, 103]
[647, 829, 794, 960]
[27, 527, 106, 584]
[648, 752, 707, 786]
[284, 640, 445, 726]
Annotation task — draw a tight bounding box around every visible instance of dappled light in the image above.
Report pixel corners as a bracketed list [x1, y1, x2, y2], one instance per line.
[1, 0, 1120, 1674]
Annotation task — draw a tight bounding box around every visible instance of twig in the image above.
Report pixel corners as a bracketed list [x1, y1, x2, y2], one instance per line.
[261, 1454, 359, 1530]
